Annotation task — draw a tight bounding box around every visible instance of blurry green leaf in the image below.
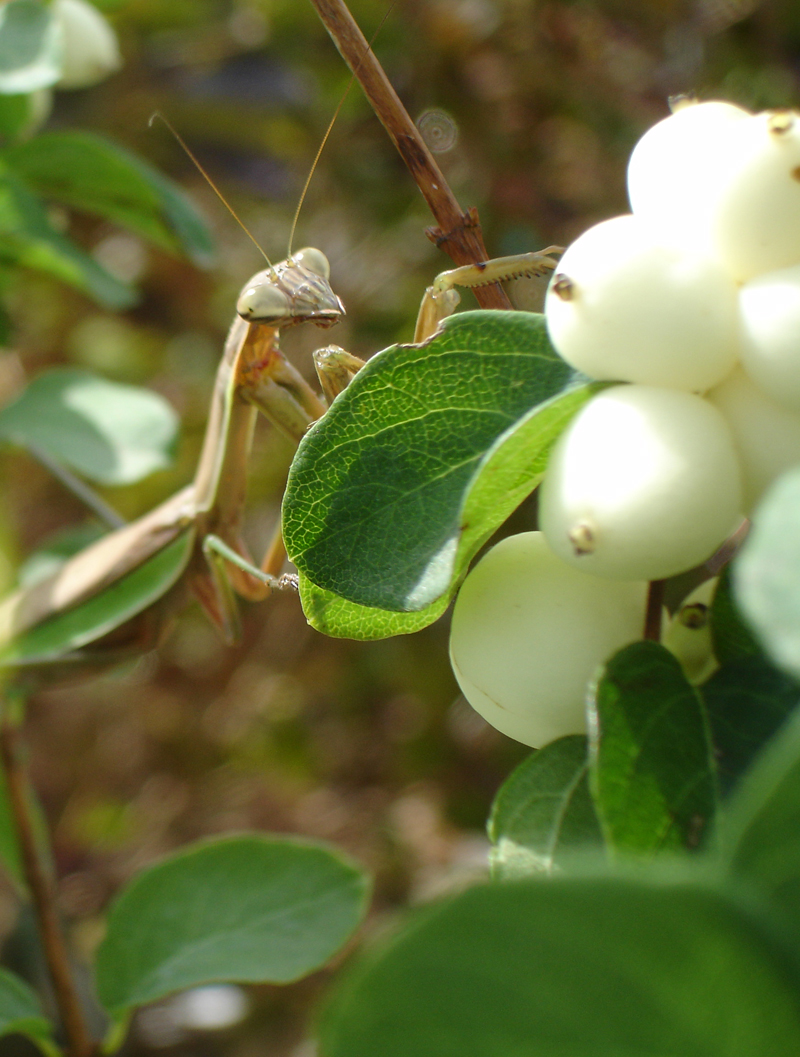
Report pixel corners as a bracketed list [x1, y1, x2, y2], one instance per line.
[722, 709, 800, 942]
[0, 531, 193, 667]
[0, 91, 43, 143]
[0, 170, 135, 308]
[285, 311, 593, 614]
[95, 835, 370, 1019]
[735, 468, 800, 679]
[711, 566, 762, 666]
[7, 132, 214, 264]
[0, 368, 179, 485]
[0, 1, 60, 94]
[0, 967, 54, 1051]
[487, 736, 603, 878]
[320, 870, 800, 1057]
[702, 656, 799, 793]
[589, 641, 717, 855]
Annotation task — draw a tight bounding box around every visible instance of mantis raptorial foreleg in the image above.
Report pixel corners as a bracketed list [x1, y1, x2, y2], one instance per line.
[413, 248, 563, 343]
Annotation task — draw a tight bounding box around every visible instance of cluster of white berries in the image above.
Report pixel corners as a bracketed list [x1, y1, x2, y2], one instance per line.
[451, 99, 800, 748]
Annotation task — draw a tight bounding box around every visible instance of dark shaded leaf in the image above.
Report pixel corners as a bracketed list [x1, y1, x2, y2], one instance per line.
[703, 656, 799, 793]
[711, 565, 762, 666]
[589, 641, 717, 855]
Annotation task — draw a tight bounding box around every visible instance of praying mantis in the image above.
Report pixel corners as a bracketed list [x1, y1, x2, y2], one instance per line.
[0, 241, 559, 680]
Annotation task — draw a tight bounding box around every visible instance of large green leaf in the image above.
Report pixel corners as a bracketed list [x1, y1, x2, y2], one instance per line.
[0, 170, 135, 308]
[95, 835, 370, 1019]
[0, 967, 54, 1052]
[319, 869, 800, 1057]
[589, 641, 717, 855]
[734, 468, 800, 680]
[0, 0, 60, 94]
[6, 132, 214, 264]
[285, 310, 593, 614]
[0, 531, 193, 667]
[0, 368, 179, 485]
[722, 709, 800, 942]
[487, 736, 603, 878]
[702, 656, 799, 793]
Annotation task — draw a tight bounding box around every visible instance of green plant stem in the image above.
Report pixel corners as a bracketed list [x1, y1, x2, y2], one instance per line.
[0, 712, 96, 1057]
[309, 0, 512, 310]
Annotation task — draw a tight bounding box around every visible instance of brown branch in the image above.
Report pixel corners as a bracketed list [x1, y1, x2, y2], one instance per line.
[0, 712, 96, 1057]
[644, 580, 665, 641]
[309, 0, 512, 310]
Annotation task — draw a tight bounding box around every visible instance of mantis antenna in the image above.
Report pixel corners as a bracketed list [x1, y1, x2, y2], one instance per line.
[151, 3, 395, 269]
[148, 110, 275, 270]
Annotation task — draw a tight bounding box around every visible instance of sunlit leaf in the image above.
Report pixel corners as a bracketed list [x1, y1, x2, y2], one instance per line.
[0, 0, 60, 95]
[487, 736, 602, 878]
[285, 311, 594, 617]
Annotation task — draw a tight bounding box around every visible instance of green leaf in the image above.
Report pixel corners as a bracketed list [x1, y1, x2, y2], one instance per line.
[285, 310, 594, 614]
[0, 967, 54, 1051]
[702, 656, 799, 793]
[722, 709, 800, 941]
[0, 368, 179, 485]
[487, 736, 603, 878]
[734, 468, 800, 680]
[589, 641, 717, 855]
[711, 566, 762, 666]
[0, 531, 193, 667]
[0, 0, 60, 95]
[6, 132, 215, 265]
[319, 870, 800, 1057]
[0, 170, 135, 308]
[95, 834, 370, 1019]
[0, 92, 44, 144]
[298, 572, 451, 640]
[0, 766, 23, 890]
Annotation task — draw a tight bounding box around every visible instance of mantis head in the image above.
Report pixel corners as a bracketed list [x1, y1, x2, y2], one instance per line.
[236, 247, 345, 329]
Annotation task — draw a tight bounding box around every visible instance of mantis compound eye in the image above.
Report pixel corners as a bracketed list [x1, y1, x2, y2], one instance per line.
[293, 247, 331, 280]
[236, 272, 293, 322]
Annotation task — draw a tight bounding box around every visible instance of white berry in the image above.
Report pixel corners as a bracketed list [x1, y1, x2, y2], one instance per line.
[449, 532, 647, 748]
[539, 385, 743, 581]
[627, 99, 749, 250]
[707, 365, 800, 512]
[54, 0, 121, 90]
[709, 109, 800, 282]
[544, 215, 740, 392]
[738, 263, 800, 414]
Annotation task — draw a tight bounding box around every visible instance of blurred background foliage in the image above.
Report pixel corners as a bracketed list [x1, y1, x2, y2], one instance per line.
[0, 0, 799, 1053]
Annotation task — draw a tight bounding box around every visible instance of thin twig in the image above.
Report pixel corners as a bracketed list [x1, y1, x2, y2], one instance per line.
[308, 0, 512, 310]
[644, 580, 665, 641]
[0, 709, 96, 1057]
